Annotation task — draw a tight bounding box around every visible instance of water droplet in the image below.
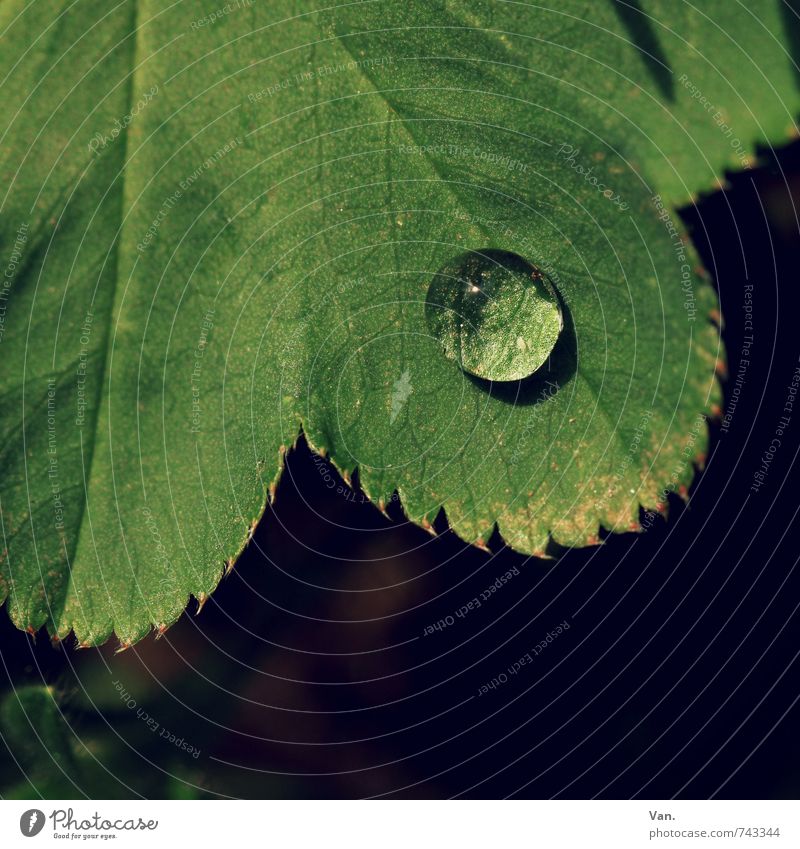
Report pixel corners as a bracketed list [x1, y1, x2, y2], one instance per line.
[425, 249, 563, 381]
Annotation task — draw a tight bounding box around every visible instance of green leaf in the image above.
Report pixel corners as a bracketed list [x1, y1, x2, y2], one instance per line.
[0, 683, 189, 798]
[0, 685, 81, 796]
[0, 1, 797, 644]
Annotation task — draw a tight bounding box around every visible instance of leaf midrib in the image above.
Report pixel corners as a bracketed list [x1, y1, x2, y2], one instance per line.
[48, 0, 142, 636]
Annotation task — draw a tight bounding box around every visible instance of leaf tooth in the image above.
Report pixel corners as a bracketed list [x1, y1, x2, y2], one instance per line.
[420, 516, 436, 536]
[694, 265, 711, 282]
[246, 518, 258, 543]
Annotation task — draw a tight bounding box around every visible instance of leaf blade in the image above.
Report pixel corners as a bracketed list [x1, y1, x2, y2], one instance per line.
[0, 0, 796, 643]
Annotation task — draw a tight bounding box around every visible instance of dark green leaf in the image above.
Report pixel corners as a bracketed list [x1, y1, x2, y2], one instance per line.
[0, 1, 797, 643]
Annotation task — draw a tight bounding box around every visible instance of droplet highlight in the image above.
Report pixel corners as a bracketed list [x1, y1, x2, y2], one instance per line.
[425, 249, 563, 381]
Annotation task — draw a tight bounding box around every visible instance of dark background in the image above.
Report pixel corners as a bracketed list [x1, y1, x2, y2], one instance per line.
[1, 139, 799, 800]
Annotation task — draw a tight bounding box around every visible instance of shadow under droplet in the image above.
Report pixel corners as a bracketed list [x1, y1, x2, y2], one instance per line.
[466, 295, 577, 406]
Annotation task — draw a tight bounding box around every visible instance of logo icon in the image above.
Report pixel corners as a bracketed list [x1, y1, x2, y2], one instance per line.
[19, 809, 45, 837]
[390, 369, 413, 424]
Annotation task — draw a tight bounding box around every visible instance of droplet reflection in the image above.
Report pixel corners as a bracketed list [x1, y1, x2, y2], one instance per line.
[425, 249, 563, 381]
